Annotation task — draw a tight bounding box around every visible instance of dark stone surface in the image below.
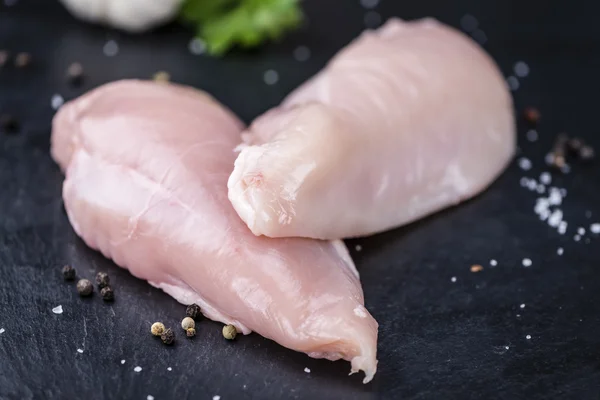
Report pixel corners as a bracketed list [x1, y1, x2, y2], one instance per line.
[1, 0, 600, 399]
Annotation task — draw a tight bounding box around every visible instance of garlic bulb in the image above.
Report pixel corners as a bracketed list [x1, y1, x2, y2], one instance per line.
[59, 0, 184, 33]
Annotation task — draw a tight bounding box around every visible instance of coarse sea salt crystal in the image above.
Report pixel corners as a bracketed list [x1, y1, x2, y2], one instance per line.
[538, 209, 550, 221]
[540, 172, 552, 185]
[547, 209, 563, 227]
[304, 367, 311, 373]
[526, 335, 532, 340]
[0, 328, 5, 334]
[527, 180, 537, 191]
[590, 223, 600, 234]
[451, 276, 457, 283]
[213, 396, 221, 400]
[548, 188, 562, 206]
[147, 396, 154, 400]
[520, 304, 526, 309]
[577, 227, 586, 235]
[77, 349, 83, 354]
[51, 94, 64, 110]
[536, 184, 546, 194]
[52, 305, 63, 314]
[121, 360, 126, 364]
[518, 157, 532, 171]
[526, 130, 538, 142]
[490, 259, 498, 267]
[557, 247, 563, 255]
[522, 258, 532, 267]
[558, 221, 568, 235]
[167, 367, 172, 371]
[134, 366, 142, 372]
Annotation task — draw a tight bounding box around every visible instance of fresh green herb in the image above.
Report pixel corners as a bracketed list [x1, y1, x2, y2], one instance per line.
[180, 0, 303, 55]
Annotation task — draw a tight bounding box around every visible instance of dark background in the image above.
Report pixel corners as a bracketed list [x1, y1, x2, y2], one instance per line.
[1, 0, 600, 399]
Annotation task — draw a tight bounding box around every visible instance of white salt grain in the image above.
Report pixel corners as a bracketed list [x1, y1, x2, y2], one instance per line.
[548, 188, 562, 206]
[460, 14, 479, 32]
[147, 396, 154, 400]
[213, 396, 221, 400]
[167, 367, 172, 371]
[539, 172, 552, 185]
[522, 258, 532, 267]
[490, 259, 498, 267]
[520, 304, 526, 309]
[355, 245, 362, 252]
[536, 184, 545, 194]
[364, 11, 382, 28]
[52, 305, 63, 314]
[263, 69, 279, 85]
[188, 38, 206, 55]
[0, 328, 5, 334]
[514, 61, 530, 78]
[577, 227, 586, 235]
[518, 157, 532, 171]
[590, 223, 600, 234]
[121, 360, 126, 364]
[505, 346, 510, 350]
[526, 335, 531, 340]
[548, 209, 563, 228]
[293, 46, 311, 62]
[360, 0, 379, 9]
[520, 177, 529, 187]
[526, 180, 537, 191]
[134, 366, 142, 372]
[51, 94, 64, 110]
[507, 76, 519, 91]
[557, 247, 564, 255]
[558, 221, 568, 235]
[574, 235, 581, 242]
[304, 367, 311, 373]
[545, 153, 555, 166]
[77, 349, 83, 354]
[451, 276, 457, 283]
[103, 40, 119, 57]
[526, 130, 538, 142]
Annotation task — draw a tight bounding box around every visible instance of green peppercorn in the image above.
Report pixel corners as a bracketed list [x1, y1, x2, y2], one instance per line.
[186, 328, 196, 338]
[100, 286, 114, 301]
[62, 265, 76, 281]
[186, 303, 201, 320]
[222, 324, 237, 340]
[76, 279, 93, 296]
[161, 328, 175, 345]
[151, 322, 165, 336]
[95, 272, 110, 288]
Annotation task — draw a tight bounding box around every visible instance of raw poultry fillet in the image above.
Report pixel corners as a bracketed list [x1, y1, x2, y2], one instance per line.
[51, 80, 378, 383]
[228, 18, 516, 240]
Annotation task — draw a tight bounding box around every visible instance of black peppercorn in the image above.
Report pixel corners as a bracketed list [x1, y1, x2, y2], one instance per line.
[161, 328, 175, 345]
[186, 303, 201, 320]
[66, 62, 84, 86]
[76, 279, 93, 296]
[100, 286, 114, 301]
[14, 52, 31, 68]
[95, 272, 110, 288]
[0, 114, 19, 134]
[62, 265, 76, 281]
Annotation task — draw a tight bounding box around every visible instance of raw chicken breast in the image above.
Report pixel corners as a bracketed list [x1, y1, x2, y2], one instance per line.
[51, 80, 378, 383]
[228, 18, 516, 240]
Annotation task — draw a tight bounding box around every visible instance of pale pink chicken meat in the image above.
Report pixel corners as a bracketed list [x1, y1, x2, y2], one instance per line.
[51, 80, 378, 383]
[228, 18, 516, 240]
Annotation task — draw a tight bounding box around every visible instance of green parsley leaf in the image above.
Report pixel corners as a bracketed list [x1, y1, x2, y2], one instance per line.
[180, 0, 304, 56]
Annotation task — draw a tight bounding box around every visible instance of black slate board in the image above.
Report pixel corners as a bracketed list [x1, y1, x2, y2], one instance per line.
[1, 1, 600, 399]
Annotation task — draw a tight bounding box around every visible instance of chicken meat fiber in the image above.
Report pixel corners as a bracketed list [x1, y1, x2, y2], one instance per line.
[51, 80, 378, 383]
[228, 18, 516, 240]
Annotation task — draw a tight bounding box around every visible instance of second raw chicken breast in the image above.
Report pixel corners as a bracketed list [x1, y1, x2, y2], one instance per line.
[228, 18, 516, 240]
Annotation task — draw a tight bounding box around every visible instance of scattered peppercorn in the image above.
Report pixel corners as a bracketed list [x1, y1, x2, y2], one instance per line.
[181, 317, 195, 331]
[95, 272, 110, 288]
[567, 137, 584, 154]
[14, 52, 31, 68]
[100, 286, 114, 301]
[0, 114, 19, 134]
[222, 324, 237, 340]
[151, 322, 165, 336]
[186, 303, 201, 320]
[186, 328, 196, 338]
[0, 50, 8, 67]
[62, 265, 76, 281]
[76, 279, 93, 296]
[550, 133, 569, 169]
[470, 264, 483, 273]
[161, 328, 175, 345]
[153, 71, 170, 83]
[523, 107, 540, 125]
[66, 62, 84, 86]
